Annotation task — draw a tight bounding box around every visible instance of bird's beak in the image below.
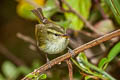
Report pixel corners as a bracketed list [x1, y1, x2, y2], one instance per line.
[61, 34, 69, 38]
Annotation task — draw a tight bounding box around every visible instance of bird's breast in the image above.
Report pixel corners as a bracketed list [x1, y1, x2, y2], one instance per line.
[39, 38, 69, 54]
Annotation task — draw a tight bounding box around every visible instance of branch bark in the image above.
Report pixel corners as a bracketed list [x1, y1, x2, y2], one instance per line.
[66, 60, 73, 80]
[22, 29, 120, 80]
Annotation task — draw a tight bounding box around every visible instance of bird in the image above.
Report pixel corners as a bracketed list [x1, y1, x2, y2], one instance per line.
[32, 8, 69, 55]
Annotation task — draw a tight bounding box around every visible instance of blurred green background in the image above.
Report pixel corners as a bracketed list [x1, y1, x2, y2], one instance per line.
[0, 0, 120, 80]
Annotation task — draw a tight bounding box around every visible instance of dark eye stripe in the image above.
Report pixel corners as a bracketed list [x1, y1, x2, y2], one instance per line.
[54, 34, 60, 36]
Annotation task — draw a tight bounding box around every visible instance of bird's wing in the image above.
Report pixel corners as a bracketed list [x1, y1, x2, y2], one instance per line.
[35, 24, 47, 46]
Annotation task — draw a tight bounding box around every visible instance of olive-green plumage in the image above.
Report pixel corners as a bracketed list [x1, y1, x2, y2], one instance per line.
[32, 8, 69, 54]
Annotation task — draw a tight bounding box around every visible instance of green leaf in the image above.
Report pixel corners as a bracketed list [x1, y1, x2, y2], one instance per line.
[63, 0, 91, 30]
[17, 3, 37, 20]
[43, 0, 58, 18]
[105, 0, 120, 24]
[85, 76, 92, 80]
[39, 74, 47, 79]
[17, 0, 57, 20]
[56, 20, 70, 29]
[26, 73, 37, 79]
[2, 61, 20, 79]
[26, 73, 47, 80]
[107, 42, 120, 61]
[76, 53, 116, 80]
[98, 58, 108, 69]
[76, 52, 95, 74]
[98, 42, 120, 70]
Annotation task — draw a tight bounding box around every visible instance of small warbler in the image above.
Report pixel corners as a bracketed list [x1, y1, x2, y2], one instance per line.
[32, 8, 69, 54]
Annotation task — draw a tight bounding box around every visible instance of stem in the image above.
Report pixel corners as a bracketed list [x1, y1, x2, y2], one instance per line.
[66, 60, 73, 80]
[71, 58, 104, 79]
[83, 60, 116, 80]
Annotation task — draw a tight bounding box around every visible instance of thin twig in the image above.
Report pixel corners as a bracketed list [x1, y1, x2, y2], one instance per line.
[61, 0, 108, 58]
[57, 0, 102, 36]
[22, 29, 120, 80]
[55, 0, 71, 12]
[16, 33, 46, 62]
[79, 30, 98, 38]
[94, 0, 108, 19]
[65, 60, 73, 80]
[61, 0, 103, 35]
[16, 33, 35, 45]
[0, 43, 25, 66]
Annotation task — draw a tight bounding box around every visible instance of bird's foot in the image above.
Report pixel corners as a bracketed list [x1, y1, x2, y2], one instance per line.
[67, 47, 75, 57]
[47, 61, 52, 69]
[45, 54, 52, 68]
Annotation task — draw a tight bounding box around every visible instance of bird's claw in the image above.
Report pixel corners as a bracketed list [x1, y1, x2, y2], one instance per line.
[46, 54, 52, 68]
[67, 47, 75, 57]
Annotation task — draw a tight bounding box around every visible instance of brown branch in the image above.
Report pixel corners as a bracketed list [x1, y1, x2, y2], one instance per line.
[79, 30, 98, 38]
[61, 0, 103, 35]
[65, 60, 73, 80]
[0, 43, 25, 66]
[22, 29, 120, 80]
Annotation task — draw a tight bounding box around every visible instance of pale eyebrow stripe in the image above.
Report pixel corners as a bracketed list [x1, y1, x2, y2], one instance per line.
[48, 26, 64, 34]
[47, 29, 62, 34]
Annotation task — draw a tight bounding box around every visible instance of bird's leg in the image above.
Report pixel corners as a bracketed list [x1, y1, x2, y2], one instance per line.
[45, 54, 52, 68]
[67, 47, 75, 57]
[45, 53, 49, 62]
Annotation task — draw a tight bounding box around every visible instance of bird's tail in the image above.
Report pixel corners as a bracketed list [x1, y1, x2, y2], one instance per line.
[32, 8, 50, 24]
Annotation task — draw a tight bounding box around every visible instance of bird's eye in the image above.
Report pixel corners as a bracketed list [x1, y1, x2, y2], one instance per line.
[55, 34, 59, 36]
